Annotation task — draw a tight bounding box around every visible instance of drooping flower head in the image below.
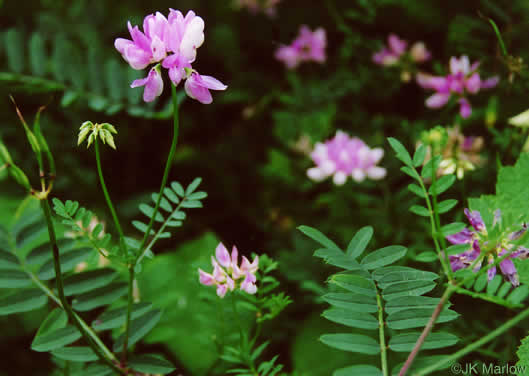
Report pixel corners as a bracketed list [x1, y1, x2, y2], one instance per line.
[372, 34, 431, 81]
[446, 208, 529, 286]
[275, 25, 327, 69]
[199, 242, 259, 298]
[417, 55, 499, 118]
[307, 130, 386, 185]
[115, 9, 227, 103]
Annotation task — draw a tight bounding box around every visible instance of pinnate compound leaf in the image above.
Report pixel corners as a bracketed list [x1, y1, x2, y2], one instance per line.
[298, 225, 342, 251]
[360, 245, 407, 270]
[51, 347, 98, 362]
[320, 334, 380, 355]
[31, 325, 81, 352]
[346, 226, 373, 258]
[0, 289, 47, 315]
[129, 354, 175, 375]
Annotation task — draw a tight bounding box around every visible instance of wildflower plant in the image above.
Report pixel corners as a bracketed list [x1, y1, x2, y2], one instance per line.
[0, 7, 224, 376]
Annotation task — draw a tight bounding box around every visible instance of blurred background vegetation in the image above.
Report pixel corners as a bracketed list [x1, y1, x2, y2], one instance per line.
[1, 0, 529, 375]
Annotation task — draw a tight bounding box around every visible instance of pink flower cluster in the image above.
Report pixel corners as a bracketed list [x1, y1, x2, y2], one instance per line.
[199, 243, 259, 298]
[275, 25, 327, 69]
[235, 0, 281, 17]
[307, 131, 386, 185]
[372, 34, 431, 66]
[115, 9, 227, 103]
[417, 56, 499, 118]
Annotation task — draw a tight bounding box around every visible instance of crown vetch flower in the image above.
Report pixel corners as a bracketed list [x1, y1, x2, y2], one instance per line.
[275, 25, 326, 69]
[199, 242, 259, 298]
[446, 208, 528, 286]
[115, 9, 227, 104]
[417, 56, 499, 118]
[307, 130, 386, 185]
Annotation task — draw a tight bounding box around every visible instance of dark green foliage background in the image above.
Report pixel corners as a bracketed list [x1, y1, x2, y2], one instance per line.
[1, 0, 529, 375]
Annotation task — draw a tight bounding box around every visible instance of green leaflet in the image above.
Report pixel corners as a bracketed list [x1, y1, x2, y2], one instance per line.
[333, 365, 383, 376]
[329, 273, 376, 297]
[0, 288, 47, 315]
[389, 331, 458, 352]
[31, 325, 82, 352]
[129, 354, 175, 375]
[346, 226, 373, 258]
[63, 268, 118, 296]
[320, 334, 380, 355]
[0, 269, 32, 288]
[72, 282, 128, 311]
[92, 302, 153, 331]
[360, 245, 407, 270]
[386, 308, 459, 330]
[322, 308, 378, 329]
[51, 347, 98, 362]
[322, 293, 378, 312]
[113, 309, 163, 352]
[298, 225, 342, 251]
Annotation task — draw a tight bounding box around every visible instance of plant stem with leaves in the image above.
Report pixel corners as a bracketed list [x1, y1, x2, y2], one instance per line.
[40, 198, 124, 375]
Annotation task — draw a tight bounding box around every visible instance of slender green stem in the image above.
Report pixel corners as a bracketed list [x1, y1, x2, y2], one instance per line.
[40, 199, 125, 375]
[122, 266, 135, 363]
[416, 173, 452, 280]
[94, 139, 125, 240]
[137, 196, 186, 265]
[376, 292, 388, 376]
[414, 306, 529, 376]
[137, 84, 180, 258]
